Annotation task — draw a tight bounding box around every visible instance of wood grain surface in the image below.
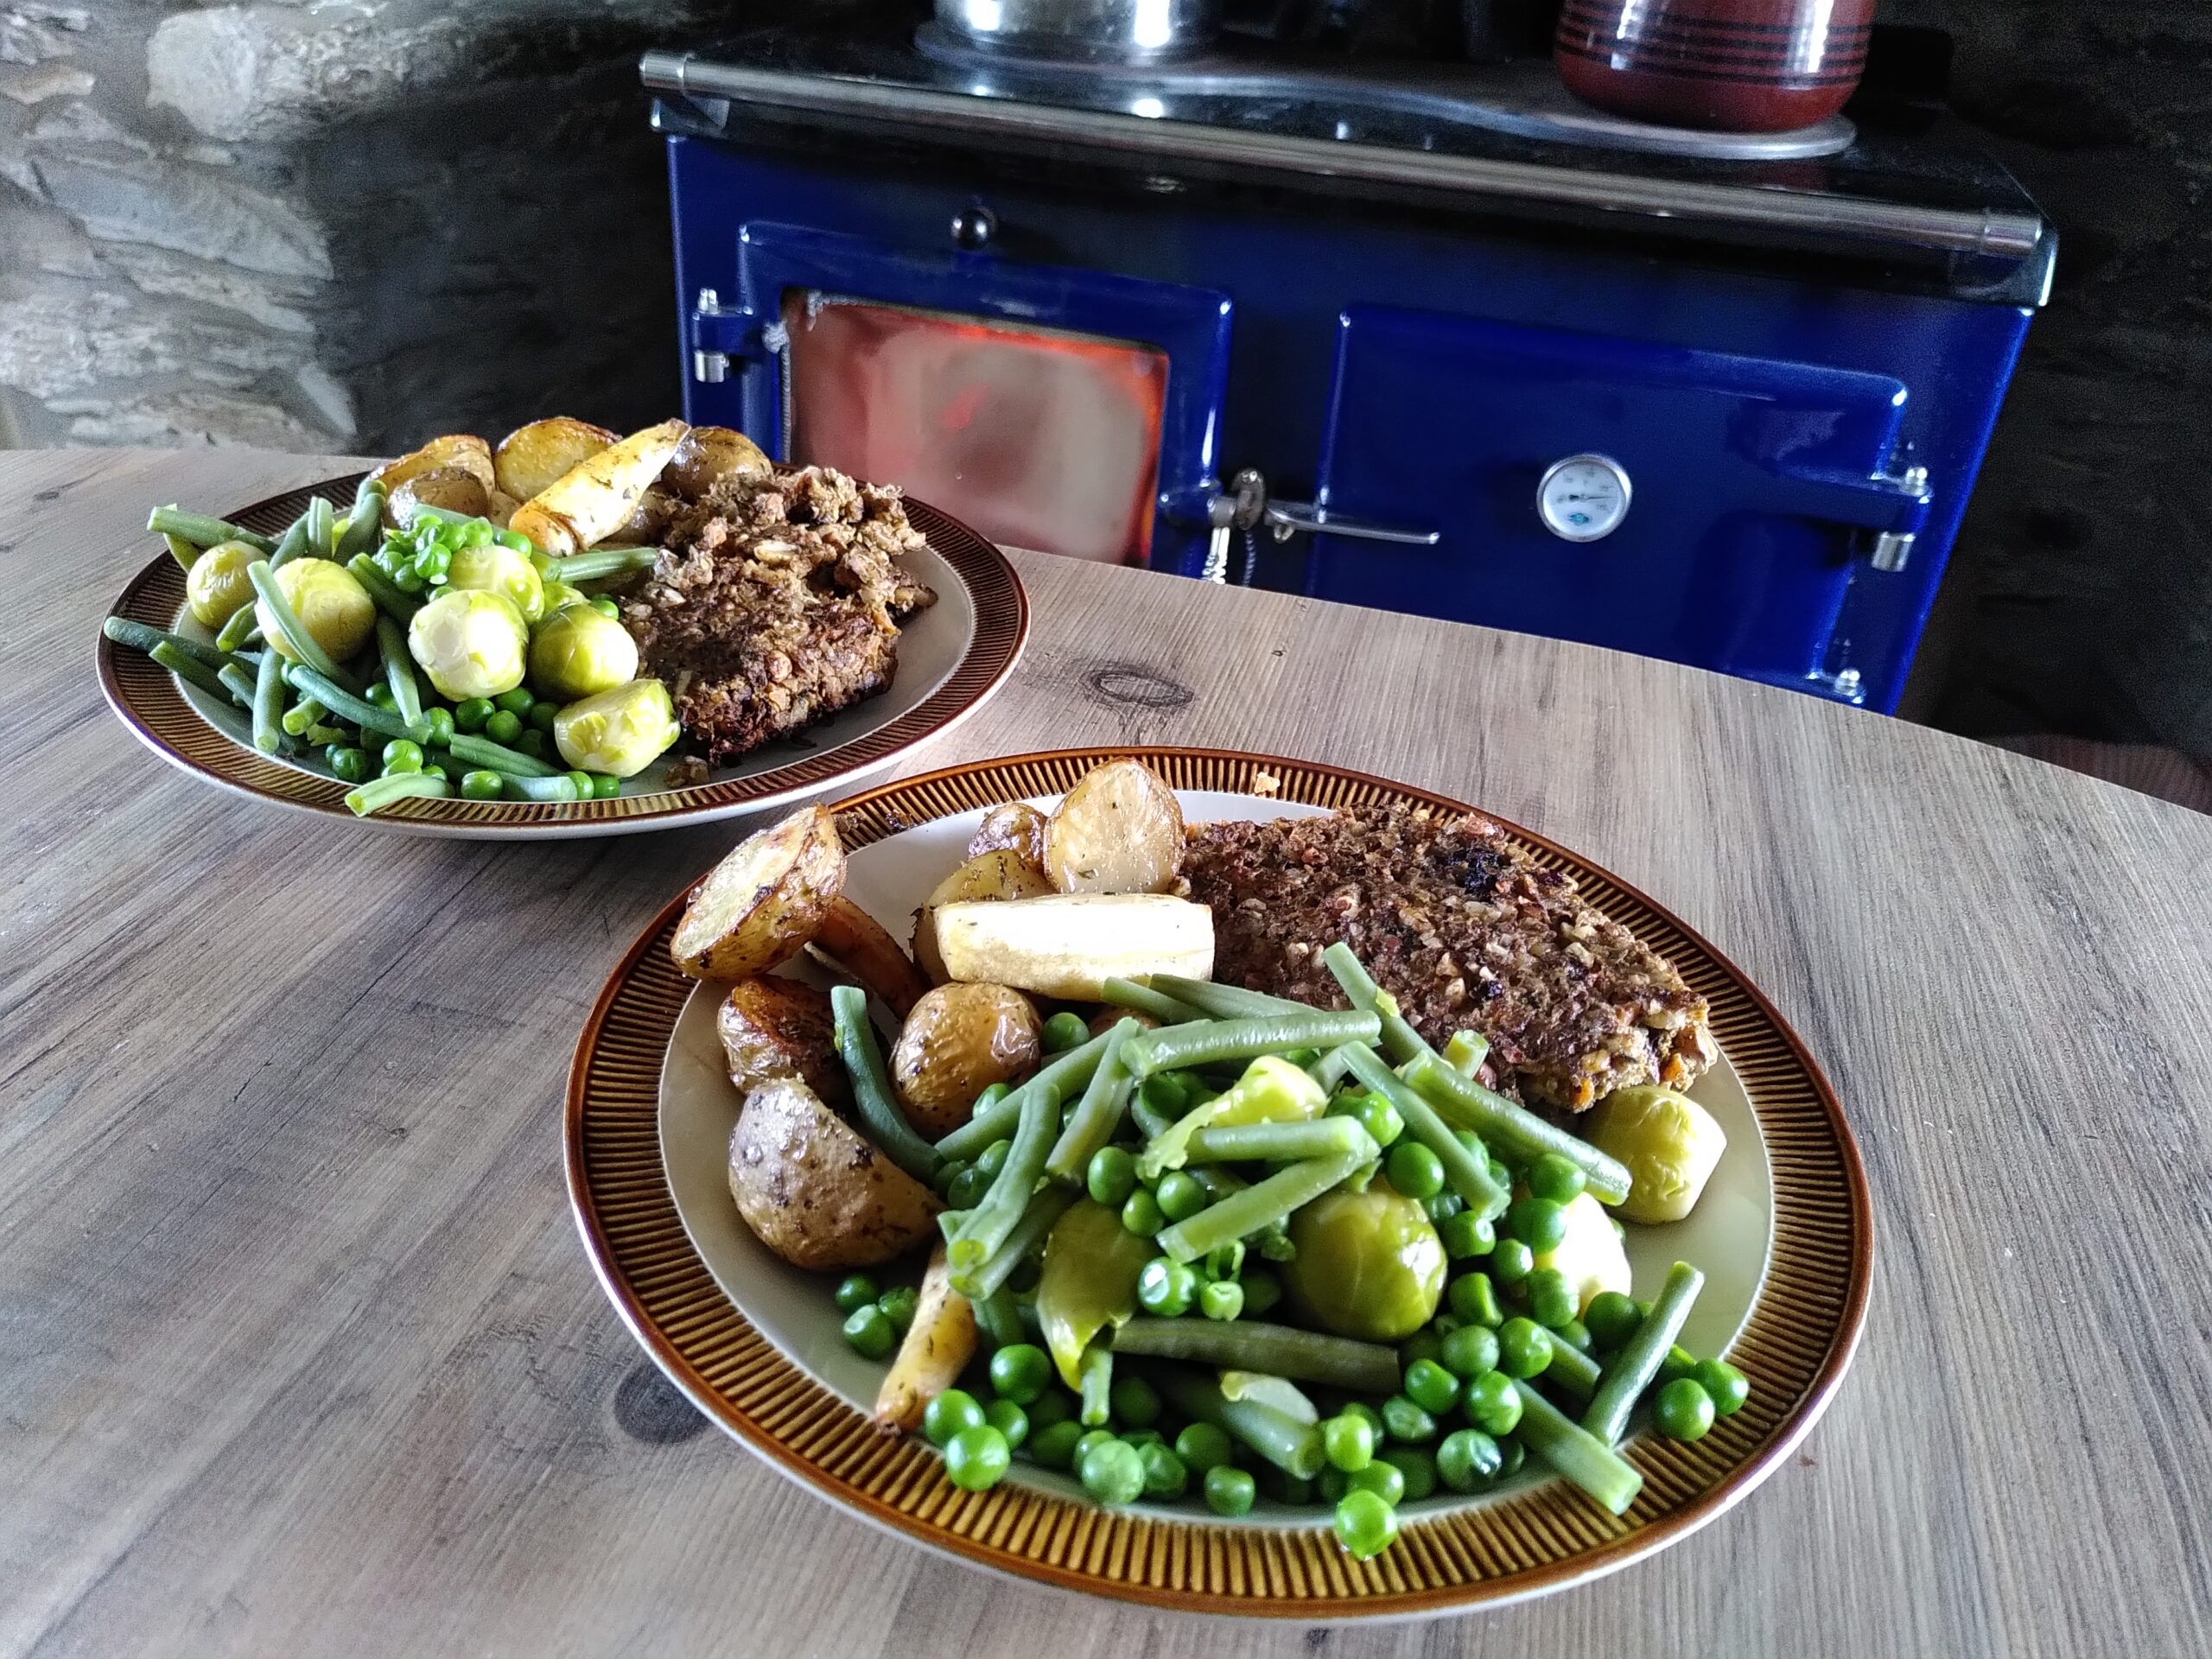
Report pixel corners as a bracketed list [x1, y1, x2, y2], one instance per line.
[3, 448, 2209, 1658]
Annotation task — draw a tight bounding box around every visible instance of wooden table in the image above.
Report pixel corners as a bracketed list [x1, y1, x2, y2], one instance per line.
[6, 448, 2209, 1658]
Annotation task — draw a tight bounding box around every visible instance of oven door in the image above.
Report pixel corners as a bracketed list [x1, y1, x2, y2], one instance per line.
[1301, 307, 1931, 698]
[692, 222, 1232, 572]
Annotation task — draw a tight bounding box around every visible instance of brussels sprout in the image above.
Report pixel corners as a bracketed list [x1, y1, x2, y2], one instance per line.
[538, 579, 589, 617]
[406, 588, 529, 701]
[528, 601, 639, 702]
[1283, 1185, 1446, 1343]
[1582, 1086, 1728, 1224]
[186, 539, 257, 626]
[444, 541, 545, 624]
[257, 557, 376, 664]
[1533, 1192, 1632, 1314]
[551, 677, 681, 778]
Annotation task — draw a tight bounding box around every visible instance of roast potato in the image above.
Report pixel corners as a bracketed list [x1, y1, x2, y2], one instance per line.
[912, 849, 1056, 982]
[671, 805, 845, 981]
[607, 486, 679, 549]
[874, 1243, 976, 1434]
[372, 434, 495, 496]
[485, 487, 520, 530]
[386, 465, 490, 530]
[512, 417, 689, 556]
[967, 803, 1048, 868]
[727, 1077, 940, 1270]
[889, 982, 1043, 1139]
[717, 977, 848, 1108]
[934, 893, 1215, 1000]
[815, 895, 931, 1018]
[493, 416, 617, 505]
[664, 424, 772, 499]
[1043, 760, 1185, 894]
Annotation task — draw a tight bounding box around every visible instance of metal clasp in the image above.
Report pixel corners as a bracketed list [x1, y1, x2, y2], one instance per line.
[1196, 467, 1436, 581]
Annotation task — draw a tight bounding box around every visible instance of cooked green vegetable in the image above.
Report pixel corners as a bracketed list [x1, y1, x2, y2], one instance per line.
[103, 616, 234, 676]
[446, 731, 558, 779]
[1043, 1017, 1141, 1182]
[1319, 942, 1433, 1066]
[346, 553, 422, 622]
[1282, 1182, 1446, 1343]
[146, 505, 274, 556]
[1098, 977, 1205, 1024]
[1146, 976, 1304, 1018]
[1400, 1051, 1633, 1205]
[447, 541, 547, 625]
[828, 983, 939, 1187]
[500, 774, 579, 804]
[1035, 1198, 1154, 1389]
[343, 771, 452, 816]
[282, 663, 427, 745]
[252, 557, 375, 670]
[334, 482, 386, 559]
[528, 601, 638, 701]
[375, 615, 423, 725]
[1513, 1379, 1642, 1515]
[406, 588, 528, 702]
[185, 540, 259, 626]
[1340, 1044, 1508, 1220]
[1109, 1318, 1399, 1393]
[250, 644, 285, 754]
[548, 543, 660, 583]
[551, 678, 680, 778]
[1156, 1140, 1374, 1265]
[1180, 1118, 1372, 1165]
[1137, 1055, 1326, 1179]
[1121, 1008, 1381, 1078]
[1582, 1261, 1705, 1445]
[965, 1185, 1076, 1301]
[1160, 1369, 1325, 1478]
[938, 1029, 1113, 1161]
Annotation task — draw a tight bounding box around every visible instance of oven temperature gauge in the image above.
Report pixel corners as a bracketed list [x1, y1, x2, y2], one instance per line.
[1537, 454, 1632, 543]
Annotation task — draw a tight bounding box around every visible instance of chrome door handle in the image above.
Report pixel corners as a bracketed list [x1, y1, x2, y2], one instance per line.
[1261, 499, 1440, 545]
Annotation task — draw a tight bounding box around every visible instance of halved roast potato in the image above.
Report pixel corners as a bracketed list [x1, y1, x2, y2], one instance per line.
[966, 802, 1048, 868]
[671, 805, 845, 980]
[890, 982, 1042, 1139]
[728, 1077, 940, 1270]
[912, 849, 1056, 982]
[717, 977, 848, 1108]
[1043, 760, 1185, 895]
[663, 424, 772, 500]
[512, 417, 689, 556]
[386, 465, 490, 531]
[493, 416, 618, 505]
[372, 434, 494, 497]
[607, 486, 679, 550]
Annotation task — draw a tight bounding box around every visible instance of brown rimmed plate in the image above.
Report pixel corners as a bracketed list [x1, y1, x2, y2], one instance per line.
[564, 748, 1871, 1618]
[97, 474, 1027, 838]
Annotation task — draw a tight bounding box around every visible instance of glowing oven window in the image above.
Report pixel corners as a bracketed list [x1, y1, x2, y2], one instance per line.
[783, 295, 1167, 564]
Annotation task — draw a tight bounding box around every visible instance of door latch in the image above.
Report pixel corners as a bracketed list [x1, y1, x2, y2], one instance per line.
[690, 288, 780, 384]
[1198, 467, 1438, 582]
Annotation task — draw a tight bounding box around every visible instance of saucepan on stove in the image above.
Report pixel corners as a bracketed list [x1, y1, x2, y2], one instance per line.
[1554, 0, 1874, 132]
[934, 0, 1223, 61]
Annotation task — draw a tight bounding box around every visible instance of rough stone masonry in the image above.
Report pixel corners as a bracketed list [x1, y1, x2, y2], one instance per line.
[0, 1, 788, 453]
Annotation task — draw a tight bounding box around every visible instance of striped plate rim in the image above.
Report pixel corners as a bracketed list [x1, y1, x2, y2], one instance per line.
[564, 747, 1872, 1618]
[96, 474, 1028, 834]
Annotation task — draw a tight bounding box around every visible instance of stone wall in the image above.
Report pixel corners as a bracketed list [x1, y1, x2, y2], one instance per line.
[1890, 1, 2212, 760]
[0, 2, 821, 454]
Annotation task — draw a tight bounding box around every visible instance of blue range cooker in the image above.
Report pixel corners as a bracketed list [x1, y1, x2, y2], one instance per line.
[641, 21, 2051, 712]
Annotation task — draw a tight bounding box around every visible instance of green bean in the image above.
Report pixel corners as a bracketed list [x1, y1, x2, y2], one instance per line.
[304, 496, 337, 558]
[245, 560, 349, 684]
[1180, 1117, 1374, 1165]
[447, 732, 559, 779]
[102, 616, 234, 675]
[1319, 942, 1434, 1065]
[148, 641, 238, 702]
[551, 544, 660, 582]
[282, 663, 429, 745]
[1121, 1009, 1381, 1077]
[1109, 1319, 1399, 1394]
[281, 696, 327, 737]
[1543, 1329, 1604, 1402]
[963, 1186, 1076, 1301]
[1401, 1052, 1633, 1205]
[161, 532, 199, 573]
[145, 505, 274, 555]
[266, 514, 312, 569]
[501, 774, 580, 803]
[1341, 1043, 1509, 1220]
[1311, 1046, 1357, 1091]
[1147, 975, 1306, 1019]
[1155, 1143, 1373, 1264]
[829, 983, 939, 1185]
[1583, 1262, 1705, 1445]
[1042, 1018, 1141, 1183]
[973, 1288, 1026, 1350]
[1078, 1346, 1114, 1427]
[250, 644, 286, 754]
[1097, 976, 1206, 1024]
[1443, 1030, 1491, 1077]
[214, 662, 258, 708]
[375, 615, 423, 725]
[346, 554, 422, 622]
[344, 771, 453, 817]
[955, 1021, 1103, 1281]
[334, 486, 385, 558]
[1510, 1380, 1640, 1515]
[302, 722, 346, 746]
[935, 1028, 1113, 1162]
[213, 601, 259, 652]
[1160, 1369, 1325, 1478]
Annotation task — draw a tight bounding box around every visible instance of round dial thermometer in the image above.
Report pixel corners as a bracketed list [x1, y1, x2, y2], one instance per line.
[1537, 454, 1632, 543]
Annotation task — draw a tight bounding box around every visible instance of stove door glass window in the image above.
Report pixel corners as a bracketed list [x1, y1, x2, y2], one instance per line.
[783, 295, 1166, 564]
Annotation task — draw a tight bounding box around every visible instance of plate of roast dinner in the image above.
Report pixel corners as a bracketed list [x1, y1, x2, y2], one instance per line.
[565, 748, 1872, 1618]
[96, 418, 1027, 836]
